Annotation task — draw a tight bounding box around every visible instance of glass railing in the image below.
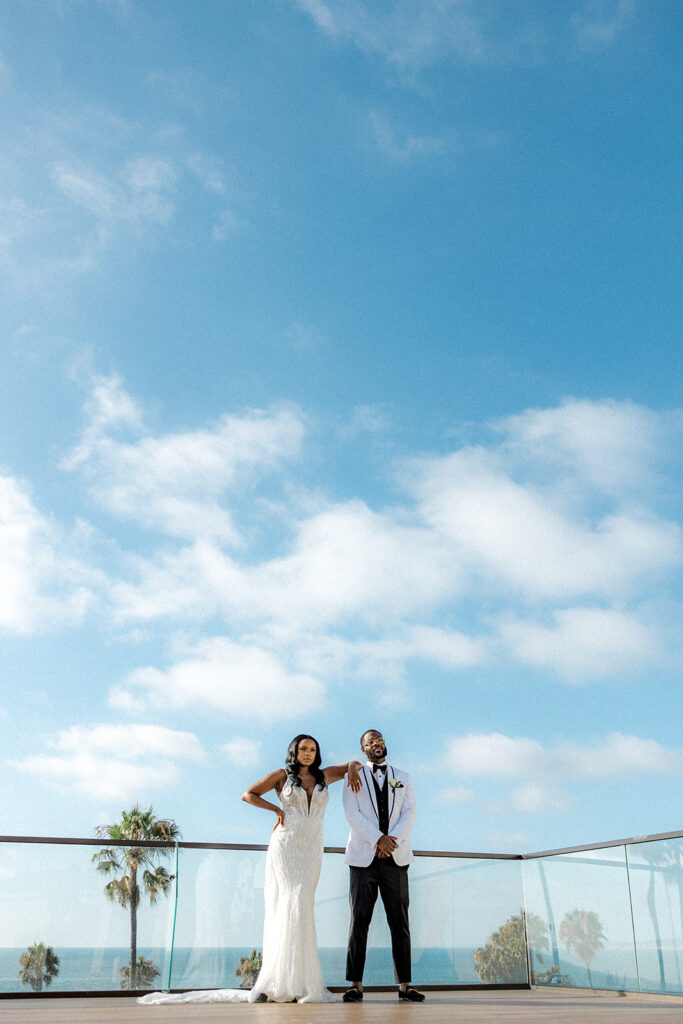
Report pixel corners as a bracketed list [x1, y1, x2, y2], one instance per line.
[2, 831, 683, 997]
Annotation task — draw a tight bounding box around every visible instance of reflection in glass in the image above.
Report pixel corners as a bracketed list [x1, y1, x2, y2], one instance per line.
[7, 836, 683, 997]
[164, 849, 527, 989]
[0, 842, 172, 993]
[627, 837, 683, 995]
[523, 848, 638, 991]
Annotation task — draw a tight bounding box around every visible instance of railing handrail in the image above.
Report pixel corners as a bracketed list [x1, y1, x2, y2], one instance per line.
[2, 827, 683, 858]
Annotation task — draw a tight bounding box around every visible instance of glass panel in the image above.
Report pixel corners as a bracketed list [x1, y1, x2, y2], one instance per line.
[523, 847, 638, 992]
[0, 841, 174, 994]
[171, 848, 526, 990]
[627, 837, 683, 995]
[409, 856, 527, 986]
[167, 846, 268, 990]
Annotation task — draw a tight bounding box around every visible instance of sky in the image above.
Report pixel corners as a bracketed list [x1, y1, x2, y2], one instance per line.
[0, 0, 682, 859]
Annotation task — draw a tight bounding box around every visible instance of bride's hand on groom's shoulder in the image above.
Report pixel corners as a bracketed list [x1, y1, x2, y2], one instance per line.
[347, 762, 363, 793]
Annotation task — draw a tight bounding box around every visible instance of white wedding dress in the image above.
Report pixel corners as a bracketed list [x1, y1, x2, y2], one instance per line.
[139, 780, 335, 1005]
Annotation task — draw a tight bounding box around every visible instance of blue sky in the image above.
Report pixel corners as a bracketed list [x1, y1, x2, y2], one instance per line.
[1, 0, 682, 857]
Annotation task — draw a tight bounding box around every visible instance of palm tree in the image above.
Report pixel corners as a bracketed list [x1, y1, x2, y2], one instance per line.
[235, 948, 263, 988]
[473, 910, 548, 983]
[637, 841, 671, 991]
[559, 908, 606, 989]
[120, 955, 160, 990]
[17, 942, 60, 992]
[92, 805, 179, 990]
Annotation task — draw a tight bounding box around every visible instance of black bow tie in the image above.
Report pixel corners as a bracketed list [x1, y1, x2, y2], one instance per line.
[373, 764, 387, 774]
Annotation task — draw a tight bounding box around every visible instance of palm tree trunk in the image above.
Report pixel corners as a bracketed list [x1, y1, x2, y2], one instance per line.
[586, 964, 592, 989]
[130, 867, 138, 989]
[647, 868, 666, 990]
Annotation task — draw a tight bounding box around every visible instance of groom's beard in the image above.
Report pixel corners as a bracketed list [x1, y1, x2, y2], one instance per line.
[368, 746, 387, 762]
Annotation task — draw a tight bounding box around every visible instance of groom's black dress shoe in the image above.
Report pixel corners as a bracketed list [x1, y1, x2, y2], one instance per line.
[398, 987, 426, 1001]
[342, 986, 363, 1002]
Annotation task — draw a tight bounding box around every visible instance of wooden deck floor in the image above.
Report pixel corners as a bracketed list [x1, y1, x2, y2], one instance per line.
[3, 990, 683, 1024]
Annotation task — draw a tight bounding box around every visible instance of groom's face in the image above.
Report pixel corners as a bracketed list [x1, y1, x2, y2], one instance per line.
[362, 731, 387, 763]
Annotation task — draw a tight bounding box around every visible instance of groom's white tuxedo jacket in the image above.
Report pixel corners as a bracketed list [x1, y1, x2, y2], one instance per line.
[343, 764, 416, 868]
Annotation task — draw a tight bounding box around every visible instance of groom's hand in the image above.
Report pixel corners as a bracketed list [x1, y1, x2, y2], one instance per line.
[376, 834, 398, 857]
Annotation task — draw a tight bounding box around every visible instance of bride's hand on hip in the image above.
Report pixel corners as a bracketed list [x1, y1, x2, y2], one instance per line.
[273, 808, 285, 830]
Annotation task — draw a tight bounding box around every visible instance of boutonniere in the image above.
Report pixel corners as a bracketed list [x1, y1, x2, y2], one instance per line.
[389, 779, 403, 789]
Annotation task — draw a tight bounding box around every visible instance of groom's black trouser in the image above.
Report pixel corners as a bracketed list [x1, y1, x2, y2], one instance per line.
[347, 856, 411, 983]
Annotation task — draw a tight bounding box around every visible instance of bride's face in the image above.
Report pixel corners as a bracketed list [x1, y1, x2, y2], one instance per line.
[297, 738, 318, 768]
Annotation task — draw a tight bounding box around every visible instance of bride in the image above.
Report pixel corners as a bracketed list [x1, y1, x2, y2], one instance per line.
[140, 734, 362, 1005]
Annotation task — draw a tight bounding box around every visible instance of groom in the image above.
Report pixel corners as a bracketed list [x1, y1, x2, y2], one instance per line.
[342, 729, 425, 1002]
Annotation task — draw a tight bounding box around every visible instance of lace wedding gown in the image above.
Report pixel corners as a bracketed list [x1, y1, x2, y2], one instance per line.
[139, 781, 335, 1005]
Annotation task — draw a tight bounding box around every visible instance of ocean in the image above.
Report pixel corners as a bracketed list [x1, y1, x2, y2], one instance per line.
[3, 946, 481, 994]
[1, 945, 675, 996]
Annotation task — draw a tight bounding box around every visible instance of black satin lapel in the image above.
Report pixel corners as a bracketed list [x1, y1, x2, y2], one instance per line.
[363, 766, 380, 822]
[389, 765, 396, 820]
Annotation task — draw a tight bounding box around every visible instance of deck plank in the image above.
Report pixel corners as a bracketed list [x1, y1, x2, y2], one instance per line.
[3, 990, 683, 1024]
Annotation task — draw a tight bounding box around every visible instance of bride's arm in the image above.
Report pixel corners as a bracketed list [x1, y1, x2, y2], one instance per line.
[323, 761, 363, 791]
[242, 769, 288, 827]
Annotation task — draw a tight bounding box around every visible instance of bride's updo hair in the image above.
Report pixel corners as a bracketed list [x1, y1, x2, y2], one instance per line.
[285, 734, 326, 790]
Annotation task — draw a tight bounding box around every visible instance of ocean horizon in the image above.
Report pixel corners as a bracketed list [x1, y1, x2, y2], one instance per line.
[1, 944, 673, 996]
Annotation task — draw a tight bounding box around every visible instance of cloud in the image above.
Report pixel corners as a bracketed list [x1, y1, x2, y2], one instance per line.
[444, 731, 683, 781]
[572, 0, 637, 50]
[295, 0, 492, 70]
[497, 606, 660, 680]
[0, 473, 96, 633]
[369, 111, 445, 162]
[101, 394, 680, 696]
[495, 399, 674, 497]
[109, 637, 326, 721]
[284, 321, 328, 352]
[65, 376, 305, 542]
[508, 783, 576, 815]
[432, 786, 476, 805]
[112, 499, 464, 629]
[0, 93, 233, 283]
[482, 831, 528, 853]
[53, 156, 177, 229]
[10, 723, 205, 802]
[295, 0, 552, 72]
[221, 737, 263, 768]
[404, 399, 682, 603]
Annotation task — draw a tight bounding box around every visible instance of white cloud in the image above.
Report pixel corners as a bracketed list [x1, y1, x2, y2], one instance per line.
[103, 395, 680, 694]
[212, 208, 241, 241]
[112, 499, 464, 629]
[295, 0, 558, 72]
[295, 0, 493, 70]
[482, 831, 528, 853]
[496, 398, 673, 497]
[53, 156, 177, 228]
[65, 377, 305, 542]
[9, 723, 205, 802]
[432, 786, 476, 805]
[573, 0, 637, 50]
[369, 111, 445, 162]
[509, 783, 576, 815]
[498, 606, 660, 680]
[405, 399, 682, 603]
[444, 731, 683, 781]
[250, 502, 462, 628]
[109, 637, 326, 721]
[221, 737, 263, 768]
[0, 474, 95, 633]
[284, 321, 327, 352]
[186, 153, 227, 195]
[296, 0, 337, 35]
